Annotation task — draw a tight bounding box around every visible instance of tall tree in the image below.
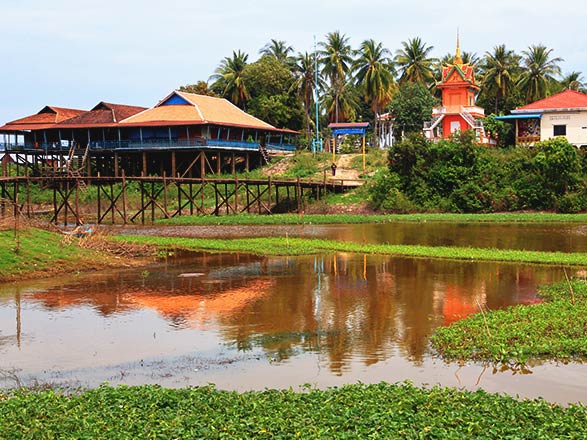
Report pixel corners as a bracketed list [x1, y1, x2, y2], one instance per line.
[395, 37, 437, 87]
[480, 45, 521, 113]
[242, 56, 304, 130]
[559, 71, 586, 92]
[290, 51, 319, 141]
[354, 39, 395, 147]
[178, 81, 217, 96]
[390, 83, 436, 140]
[517, 45, 563, 104]
[210, 50, 250, 109]
[319, 31, 354, 122]
[259, 39, 294, 65]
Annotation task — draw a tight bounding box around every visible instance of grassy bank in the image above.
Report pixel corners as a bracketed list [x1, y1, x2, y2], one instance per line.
[0, 228, 144, 281]
[1, 383, 586, 439]
[156, 212, 587, 225]
[431, 280, 587, 364]
[117, 235, 587, 266]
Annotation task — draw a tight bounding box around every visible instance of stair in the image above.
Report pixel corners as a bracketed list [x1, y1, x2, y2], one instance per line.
[259, 144, 270, 164]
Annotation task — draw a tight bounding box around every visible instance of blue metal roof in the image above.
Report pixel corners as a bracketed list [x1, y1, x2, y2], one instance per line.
[495, 114, 542, 120]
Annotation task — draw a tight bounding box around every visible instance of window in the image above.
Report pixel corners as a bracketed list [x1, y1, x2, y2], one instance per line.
[553, 125, 567, 136]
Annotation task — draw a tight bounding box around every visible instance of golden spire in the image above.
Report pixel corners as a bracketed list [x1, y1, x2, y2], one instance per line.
[454, 28, 463, 65]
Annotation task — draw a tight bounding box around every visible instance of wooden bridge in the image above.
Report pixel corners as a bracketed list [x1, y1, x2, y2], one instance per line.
[0, 174, 362, 225]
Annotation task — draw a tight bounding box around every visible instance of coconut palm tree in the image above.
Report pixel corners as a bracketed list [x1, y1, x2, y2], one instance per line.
[319, 31, 354, 122]
[517, 45, 563, 104]
[290, 52, 320, 141]
[480, 45, 521, 113]
[210, 50, 250, 109]
[321, 81, 360, 124]
[560, 71, 586, 92]
[395, 37, 437, 87]
[353, 39, 395, 147]
[259, 39, 295, 66]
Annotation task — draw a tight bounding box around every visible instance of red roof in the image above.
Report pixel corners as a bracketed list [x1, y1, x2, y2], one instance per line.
[514, 90, 587, 112]
[0, 105, 85, 131]
[57, 102, 147, 127]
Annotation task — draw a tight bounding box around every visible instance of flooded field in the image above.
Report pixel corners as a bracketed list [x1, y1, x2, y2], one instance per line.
[126, 221, 587, 252]
[2, 235, 587, 404]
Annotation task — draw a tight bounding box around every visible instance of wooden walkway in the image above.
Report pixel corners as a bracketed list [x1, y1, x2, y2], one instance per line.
[0, 174, 362, 225]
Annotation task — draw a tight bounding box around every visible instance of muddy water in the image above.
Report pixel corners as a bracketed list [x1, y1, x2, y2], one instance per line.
[1, 250, 586, 404]
[125, 222, 587, 252]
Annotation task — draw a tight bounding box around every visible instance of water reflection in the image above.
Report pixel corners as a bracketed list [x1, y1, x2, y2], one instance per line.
[0, 251, 566, 379]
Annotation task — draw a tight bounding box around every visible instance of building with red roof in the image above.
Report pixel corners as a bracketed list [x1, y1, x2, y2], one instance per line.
[424, 36, 488, 143]
[497, 90, 587, 147]
[0, 91, 298, 177]
[0, 91, 296, 153]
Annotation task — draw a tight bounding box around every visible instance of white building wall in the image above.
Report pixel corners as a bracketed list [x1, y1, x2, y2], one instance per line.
[540, 111, 587, 146]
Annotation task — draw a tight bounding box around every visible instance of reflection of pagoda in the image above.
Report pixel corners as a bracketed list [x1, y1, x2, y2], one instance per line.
[424, 33, 487, 142]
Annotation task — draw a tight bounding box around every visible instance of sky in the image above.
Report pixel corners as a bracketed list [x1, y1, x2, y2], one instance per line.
[1, 0, 586, 124]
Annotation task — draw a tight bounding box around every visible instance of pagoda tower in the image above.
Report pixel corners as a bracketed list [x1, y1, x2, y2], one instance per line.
[424, 33, 486, 141]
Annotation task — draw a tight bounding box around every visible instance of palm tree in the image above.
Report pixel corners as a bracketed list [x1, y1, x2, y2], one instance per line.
[259, 39, 294, 65]
[517, 45, 563, 104]
[321, 82, 360, 123]
[395, 37, 437, 87]
[560, 71, 586, 92]
[353, 39, 395, 147]
[319, 31, 354, 122]
[290, 52, 319, 141]
[210, 50, 250, 109]
[481, 45, 521, 113]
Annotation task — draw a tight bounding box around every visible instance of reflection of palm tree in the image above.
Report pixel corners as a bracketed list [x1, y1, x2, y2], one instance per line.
[354, 39, 395, 147]
[395, 37, 437, 87]
[210, 50, 250, 109]
[319, 31, 354, 122]
[259, 39, 294, 65]
[481, 45, 521, 113]
[517, 45, 563, 104]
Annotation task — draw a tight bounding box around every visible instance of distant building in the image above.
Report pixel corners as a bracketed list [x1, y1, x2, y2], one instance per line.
[496, 90, 587, 147]
[424, 36, 487, 142]
[0, 91, 297, 177]
[0, 91, 297, 152]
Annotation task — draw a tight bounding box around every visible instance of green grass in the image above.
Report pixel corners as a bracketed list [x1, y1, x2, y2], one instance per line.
[431, 280, 587, 364]
[0, 228, 110, 279]
[1, 383, 586, 439]
[156, 212, 587, 226]
[116, 235, 587, 266]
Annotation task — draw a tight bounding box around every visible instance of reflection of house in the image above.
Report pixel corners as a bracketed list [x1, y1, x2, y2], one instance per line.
[424, 37, 487, 142]
[496, 90, 587, 147]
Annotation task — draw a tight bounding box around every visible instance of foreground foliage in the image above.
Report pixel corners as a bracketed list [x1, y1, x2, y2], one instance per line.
[375, 135, 587, 213]
[1, 383, 586, 439]
[431, 280, 587, 364]
[118, 235, 587, 266]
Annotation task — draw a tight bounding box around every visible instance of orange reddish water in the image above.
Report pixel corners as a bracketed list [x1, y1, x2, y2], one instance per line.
[1, 248, 586, 404]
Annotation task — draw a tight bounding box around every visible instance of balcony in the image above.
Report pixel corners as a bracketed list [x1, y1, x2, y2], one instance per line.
[3, 138, 297, 153]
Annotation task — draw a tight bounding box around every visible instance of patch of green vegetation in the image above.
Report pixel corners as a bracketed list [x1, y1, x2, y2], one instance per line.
[431, 280, 587, 364]
[0, 228, 109, 279]
[1, 383, 586, 438]
[157, 212, 587, 226]
[117, 235, 587, 266]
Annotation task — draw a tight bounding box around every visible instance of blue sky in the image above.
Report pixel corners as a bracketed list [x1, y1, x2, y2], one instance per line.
[2, 0, 586, 123]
